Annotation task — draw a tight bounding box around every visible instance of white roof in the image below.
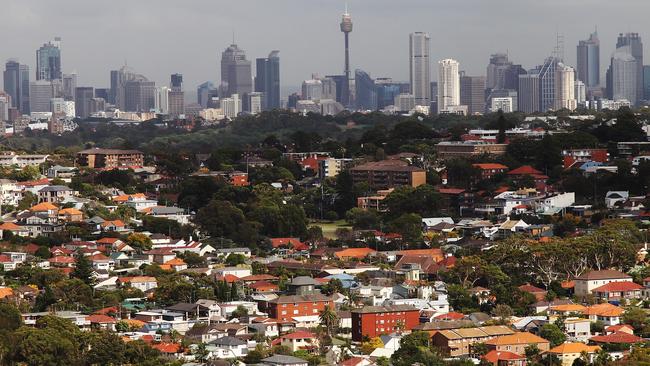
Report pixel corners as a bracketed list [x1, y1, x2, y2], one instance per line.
[422, 217, 454, 227]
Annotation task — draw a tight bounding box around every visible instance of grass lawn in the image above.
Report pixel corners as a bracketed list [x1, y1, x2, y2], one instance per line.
[312, 220, 353, 239]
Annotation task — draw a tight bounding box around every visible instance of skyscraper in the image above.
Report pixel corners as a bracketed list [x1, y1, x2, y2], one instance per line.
[170, 73, 183, 92]
[375, 78, 404, 110]
[19, 65, 30, 114]
[36, 38, 62, 81]
[518, 73, 540, 114]
[538, 57, 560, 111]
[554, 63, 577, 111]
[62, 73, 77, 101]
[29, 80, 54, 112]
[110, 66, 135, 109]
[354, 69, 377, 111]
[155, 87, 170, 115]
[197, 82, 218, 108]
[575, 80, 587, 105]
[438, 59, 460, 111]
[460, 73, 486, 115]
[644, 66, 650, 101]
[576, 30, 600, 87]
[220, 44, 252, 97]
[168, 74, 184, 117]
[611, 46, 639, 104]
[340, 8, 353, 107]
[4, 60, 21, 109]
[486, 53, 511, 91]
[409, 32, 431, 106]
[616, 33, 643, 102]
[75, 87, 94, 118]
[255, 51, 281, 110]
[125, 78, 156, 112]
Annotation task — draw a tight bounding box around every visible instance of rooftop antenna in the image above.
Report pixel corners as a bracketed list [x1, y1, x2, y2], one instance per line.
[232, 31, 235, 45]
[553, 31, 564, 61]
[345, 2, 349, 14]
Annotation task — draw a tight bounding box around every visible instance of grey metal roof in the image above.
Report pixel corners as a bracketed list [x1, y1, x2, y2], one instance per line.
[261, 355, 308, 365]
[211, 336, 246, 346]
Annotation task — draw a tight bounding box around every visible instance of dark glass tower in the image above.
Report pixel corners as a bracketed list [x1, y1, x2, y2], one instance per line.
[255, 51, 281, 110]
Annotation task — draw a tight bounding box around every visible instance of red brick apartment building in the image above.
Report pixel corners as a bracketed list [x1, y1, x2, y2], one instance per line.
[267, 294, 334, 322]
[351, 305, 420, 341]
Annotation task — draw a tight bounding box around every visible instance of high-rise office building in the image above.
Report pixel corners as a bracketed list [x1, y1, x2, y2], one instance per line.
[197, 82, 217, 108]
[486, 53, 511, 90]
[221, 94, 241, 119]
[575, 80, 587, 105]
[95, 88, 109, 102]
[355, 69, 377, 111]
[243, 92, 263, 114]
[155, 87, 170, 115]
[255, 51, 281, 110]
[340, 8, 353, 107]
[0, 92, 11, 122]
[644, 65, 650, 101]
[554, 63, 577, 111]
[19, 65, 30, 114]
[168, 74, 184, 117]
[220, 44, 252, 97]
[302, 78, 323, 100]
[124, 78, 156, 112]
[394, 93, 416, 112]
[577, 30, 600, 87]
[110, 66, 135, 109]
[375, 78, 403, 110]
[409, 32, 431, 106]
[29, 80, 54, 112]
[518, 73, 540, 114]
[36, 38, 62, 81]
[437, 59, 460, 111]
[62, 73, 77, 101]
[611, 45, 639, 105]
[4, 60, 21, 109]
[75, 86, 94, 118]
[460, 73, 486, 115]
[616, 33, 643, 103]
[170, 73, 183, 92]
[538, 57, 560, 111]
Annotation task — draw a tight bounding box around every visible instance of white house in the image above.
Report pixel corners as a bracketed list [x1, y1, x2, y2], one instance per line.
[574, 270, 632, 296]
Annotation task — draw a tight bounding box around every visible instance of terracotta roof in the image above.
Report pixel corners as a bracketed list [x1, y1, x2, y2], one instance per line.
[152, 343, 182, 353]
[590, 331, 644, 344]
[507, 165, 543, 176]
[30, 202, 58, 211]
[583, 303, 624, 317]
[340, 357, 369, 366]
[548, 342, 600, 354]
[163, 258, 186, 266]
[101, 220, 125, 228]
[483, 350, 525, 363]
[473, 163, 509, 170]
[49, 256, 75, 264]
[591, 281, 643, 293]
[248, 280, 278, 291]
[397, 248, 444, 260]
[0, 255, 11, 263]
[96, 237, 121, 244]
[239, 274, 278, 282]
[216, 274, 240, 283]
[606, 324, 634, 333]
[0, 287, 13, 299]
[486, 332, 549, 346]
[282, 331, 317, 340]
[86, 314, 117, 323]
[334, 247, 376, 259]
[59, 208, 82, 215]
[118, 276, 157, 283]
[270, 237, 308, 251]
[434, 312, 465, 320]
[550, 304, 587, 313]
[518, 284, 546, 293]
[0, 222, 22, 230]
[574, 270, 631, 281]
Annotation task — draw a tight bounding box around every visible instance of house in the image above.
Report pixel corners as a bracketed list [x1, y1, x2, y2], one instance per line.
[38, 185, 76, 203]
[100, 220, 127, 232]
[269, 238, 309, 252]
[507, 165, 548, 190]
[208, 336, 249, 358]
[583, 303, 624, 326]
[431, 326, 515, 357]
[473, 163, 508, 181]
[0, 255, 17, 271]
[351, 305, 420, 341]
[573, 270, 632, 297]
[605, 191, 629, 208]
[280, 331, 319, 352]
[261, 355, 309, 366]
[591, 281, 644, 302]
[58, 208, 84, 222]
[589, 331, 644, 346]
[485, 332, 550, 355]
[161, 258, 187, 271]
[215, 247, 252, 258]
[86, 314, 117, 331]
[518, 284, 547, 302]
[563, 317, 591, 342]
[482, 350, 526, 366]
[0, 222, 30, 237]
[334, 247, 376, 260]
[547, 343, 600, 366]
[118, 276, 158, 292]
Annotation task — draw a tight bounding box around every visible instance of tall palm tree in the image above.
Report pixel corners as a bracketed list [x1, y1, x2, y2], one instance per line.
[319, 305, 339, 337]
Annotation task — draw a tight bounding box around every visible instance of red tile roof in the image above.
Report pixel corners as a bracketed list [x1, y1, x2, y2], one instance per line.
[282, 331, 317, 340]
[592, 281, 643, 293]
[152, 343, 182, 353]
[473, 163, 509, 170]
[483, 350, 525, 363]
[507, 165, 543, 176]
[518, 284, 547, 293]
[590, 331, 644, 344]
[434, 312, 465, 320]
[86, 314, 117, 324]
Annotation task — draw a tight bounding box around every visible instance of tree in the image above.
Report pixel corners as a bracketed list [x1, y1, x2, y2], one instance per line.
[623, 306, 648, 332]
[495, 111, 508, 144]
[539, 323, 566, 347]
[17, 192, 38, 211]
[361, 337, 384, 354]
[0, 303, 22, 331]
[493, 304, 514, 324]
[319, 306, 339, 337]
[85, 330, 128, 366]
[535, 133, 562, 174]
[225, 253, 246, 266]
[194, 343, 209, 362]
[386, 213, 422, 243]
[126, 233, 153, 252]
[71, 250, 94, 285]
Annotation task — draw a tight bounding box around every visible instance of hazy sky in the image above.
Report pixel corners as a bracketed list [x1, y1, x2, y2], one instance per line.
[1, 0, 648, 96]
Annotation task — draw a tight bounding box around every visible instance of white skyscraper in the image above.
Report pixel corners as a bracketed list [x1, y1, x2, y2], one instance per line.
[221, 94, 241, 119]
[155, 87, 170, 114]
[302, 78, 323, 100]
[438, 59, 460, 111]
[50, 98, 75, 117]
[554, 63, 577, 111]
[612, 45, 639, 105]
[574, 80, 586, 105]
[409, 32, 431, 106]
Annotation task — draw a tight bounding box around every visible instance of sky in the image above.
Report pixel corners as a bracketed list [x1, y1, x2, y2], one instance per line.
[1, 0, 648, 97]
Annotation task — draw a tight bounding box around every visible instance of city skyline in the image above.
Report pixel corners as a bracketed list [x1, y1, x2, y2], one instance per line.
[1, 0, 649, 95]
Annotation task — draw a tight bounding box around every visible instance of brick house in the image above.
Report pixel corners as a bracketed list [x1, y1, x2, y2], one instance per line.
[267, 294, 333, 322]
